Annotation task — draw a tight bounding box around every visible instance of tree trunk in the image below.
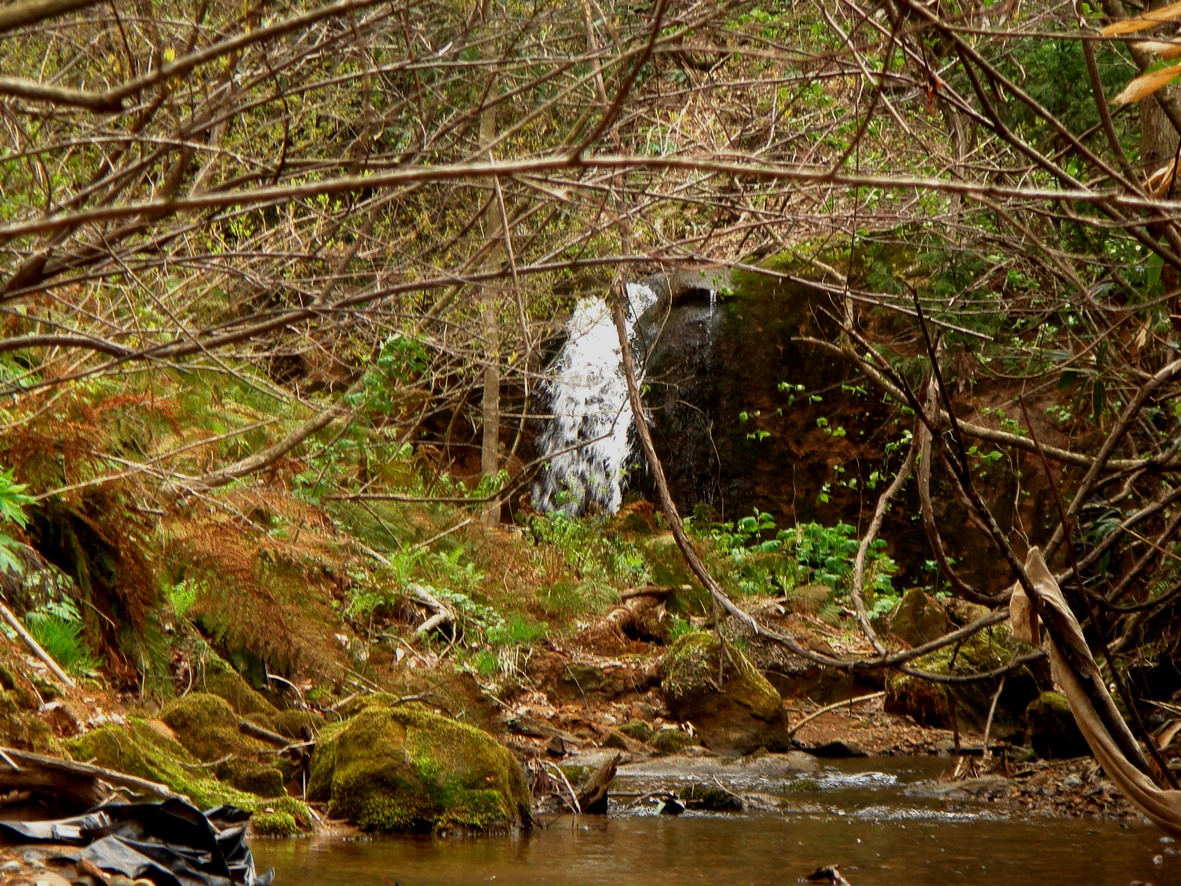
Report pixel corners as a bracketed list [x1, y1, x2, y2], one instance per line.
[479, 79, 502, 525]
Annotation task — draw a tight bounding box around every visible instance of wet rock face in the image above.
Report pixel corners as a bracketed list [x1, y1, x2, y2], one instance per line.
[307, 703, 531, 833]
[660, 631, 790, 754]
[641, 269, 1076, 589]
[644, 274, 890, 521]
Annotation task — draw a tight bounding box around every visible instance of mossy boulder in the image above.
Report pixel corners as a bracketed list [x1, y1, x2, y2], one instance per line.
[1026, 691, 1090, 759]
[266, 707, 326, 740]
[889, 589, 952, 646]
[660, 631, 788, 754]
[160, 693, 285, 797]
[553, 661, 649, 703]
[307, 703, 531, 833]
[619, 720, 655, 743]
[650, 727, 696, 754]
[884, 626, 1042, 737]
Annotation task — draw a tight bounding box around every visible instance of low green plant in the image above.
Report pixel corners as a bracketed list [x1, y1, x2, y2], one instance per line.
[527, 511, 651, 585]
[667, 615, 696, 643]
[23, 597, 101, 676]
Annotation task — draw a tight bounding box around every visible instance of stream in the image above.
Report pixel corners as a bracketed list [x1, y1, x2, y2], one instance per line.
[253, 757, 1181, 885]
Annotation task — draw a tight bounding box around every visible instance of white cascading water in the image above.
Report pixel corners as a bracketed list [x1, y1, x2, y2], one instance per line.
[533, 282, 659, 515]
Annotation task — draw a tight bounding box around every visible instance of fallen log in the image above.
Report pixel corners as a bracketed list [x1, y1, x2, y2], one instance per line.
[0, 747, 183, 809]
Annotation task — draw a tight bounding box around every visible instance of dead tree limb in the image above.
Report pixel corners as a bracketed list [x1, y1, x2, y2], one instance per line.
[0, 600, 75, 689]
[0, 747, 184, 807]
[1011, 548, 1181, 836]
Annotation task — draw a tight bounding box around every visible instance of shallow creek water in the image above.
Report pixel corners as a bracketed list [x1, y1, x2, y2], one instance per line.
[253, 757, 1181, 885]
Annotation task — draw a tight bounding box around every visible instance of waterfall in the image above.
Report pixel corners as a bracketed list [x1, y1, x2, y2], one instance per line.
[533, 282, 659, 515]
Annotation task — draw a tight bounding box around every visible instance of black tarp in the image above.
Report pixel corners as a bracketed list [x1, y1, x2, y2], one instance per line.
[0, 799, 273, 886]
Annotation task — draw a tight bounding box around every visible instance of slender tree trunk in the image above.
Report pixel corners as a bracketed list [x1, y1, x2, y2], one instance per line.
[479, 83, 502, 525]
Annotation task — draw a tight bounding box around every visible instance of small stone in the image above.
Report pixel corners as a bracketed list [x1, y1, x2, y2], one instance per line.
[1063, 773, 1083, 788]
[1, 860, 21, 873]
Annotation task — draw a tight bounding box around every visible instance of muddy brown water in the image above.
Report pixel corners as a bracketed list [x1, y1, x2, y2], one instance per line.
[253, 757, 1181, 885]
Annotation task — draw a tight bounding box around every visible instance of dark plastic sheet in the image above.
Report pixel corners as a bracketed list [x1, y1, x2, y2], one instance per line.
[0, 798, 273, 885]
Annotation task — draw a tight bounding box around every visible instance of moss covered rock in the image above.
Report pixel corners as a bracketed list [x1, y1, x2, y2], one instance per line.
[308, 703, 531, 833]
[619, 720, 655, 743]
[660, 631, 788, 754]
[650, 727, 696, 754]
[200, 663, 279, 717]
[889, 589, 952, 646]
[160, 693, 286, 797]
[267, 707, 325, 740]
[0, 689, 59, 754]
[884, 625, 1042, 737]
[1026, 691, 1090, 759]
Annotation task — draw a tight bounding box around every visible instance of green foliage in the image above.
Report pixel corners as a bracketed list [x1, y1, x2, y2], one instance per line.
[699, 512, 897, 607]
[667, 615, 696, 643]
[22, 597, 101, 676]
[345, 542, 485, 627]
[527, 512, 652, 585]
[0, 467, 33, 576]
[166, 578, 201, 620]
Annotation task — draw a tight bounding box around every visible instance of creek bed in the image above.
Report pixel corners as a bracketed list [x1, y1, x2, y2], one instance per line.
[254, 757, 1181, 885]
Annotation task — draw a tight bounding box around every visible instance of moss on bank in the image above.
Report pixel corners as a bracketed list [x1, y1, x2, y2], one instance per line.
[65, 718, 313, 830]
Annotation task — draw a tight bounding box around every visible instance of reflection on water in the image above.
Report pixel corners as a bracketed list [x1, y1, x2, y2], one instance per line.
[254, 758, 1181, 886]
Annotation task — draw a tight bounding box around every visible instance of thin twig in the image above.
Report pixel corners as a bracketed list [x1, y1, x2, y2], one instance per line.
[787, 691, 885, 738]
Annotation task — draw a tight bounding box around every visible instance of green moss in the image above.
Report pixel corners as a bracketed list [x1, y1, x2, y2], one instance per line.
[67, 719, 255, 809]
[159, 693, 288, 795]
[0, 690, 59, 753]
[251, 811, 299, 836]
[884, 626, 1042, 734]
[650, 728, 694, 754]
[220, 757, 285, 798]
[306, 719, 347, 803]
[160, 692, 263, 759]
[334, 692, 406, 718]
[1026, 690, 1089, 759]
[619, 720, 654, 743]
[662, 630, 776, 711]
[65, 719, 314, 829]
[660, 630, 788, 754]
[661, 631, 719, 702]
[312, 704, 530, 833]
[268, 708, 325, 740]
[201, 664, 278, 717]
